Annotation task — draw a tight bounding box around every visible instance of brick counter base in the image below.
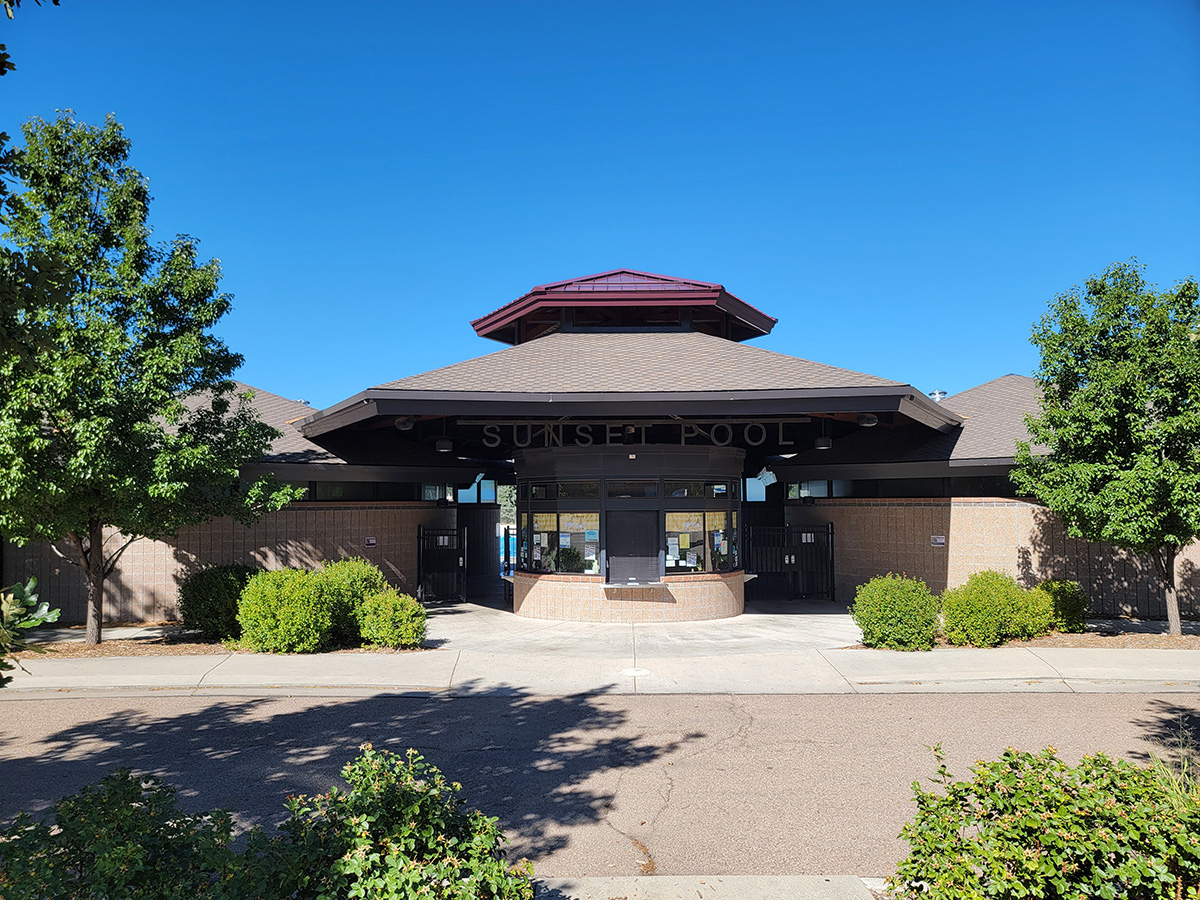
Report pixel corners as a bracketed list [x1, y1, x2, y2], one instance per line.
[511, 571, 745, 623]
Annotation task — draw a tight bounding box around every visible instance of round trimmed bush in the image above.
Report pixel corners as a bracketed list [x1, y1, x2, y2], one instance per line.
[1035, 578, 1089, 633]
[309, 558, 390, 647]
[238, 569, 334, 653]
[177, 564, 255, 640]
[942, 570, 1054, 647]
[851, 573, 939, 651]
[358, 589, 426, 649]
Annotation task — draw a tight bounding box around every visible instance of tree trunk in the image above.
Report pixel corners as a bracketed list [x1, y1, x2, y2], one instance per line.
[84, 519, 105, 645]
[1157, 546, 1182, 637]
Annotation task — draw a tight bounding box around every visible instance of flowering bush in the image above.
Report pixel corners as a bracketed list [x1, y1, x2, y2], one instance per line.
[891, 745, 1200, 899]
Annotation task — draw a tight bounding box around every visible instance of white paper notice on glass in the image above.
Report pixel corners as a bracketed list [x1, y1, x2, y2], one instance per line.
[667, 536, 679, 558]
[719, 539, 729, 554]
[665, 558, 676, 567]
[559, 532, 571, 548]
[686, 552, 697, 567]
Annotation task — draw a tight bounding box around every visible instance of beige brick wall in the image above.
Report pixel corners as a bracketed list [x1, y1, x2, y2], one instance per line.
[2, 503, 456, 624]
[788, 498, 1200, 618]
[512, 570, 744, 622]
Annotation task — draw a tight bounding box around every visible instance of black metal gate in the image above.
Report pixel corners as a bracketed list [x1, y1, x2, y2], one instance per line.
[417, 526, 467, 601]
[744, 524, 835, 600]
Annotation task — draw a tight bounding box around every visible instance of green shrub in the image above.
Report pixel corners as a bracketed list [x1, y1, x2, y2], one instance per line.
[308, 557, 389, 647]
[238, 568, 333, 653]
[359, 589, 426, 648]
[258, 744, 533, 900]
[0, 747, 534, 900]
[941, 570, 1054, 647]
[1035, 578, 1090, 633]
[891, 744, 1200, 899]
[0, 769, 238, 900]
[850, 573, 939, 651]
[178, 564, 255, 640]
[1, 576, 59, 689]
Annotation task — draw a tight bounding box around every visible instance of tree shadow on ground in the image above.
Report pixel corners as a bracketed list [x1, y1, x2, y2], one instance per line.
[0, 682, 703, 862]
[1129, 697, 1200, 764]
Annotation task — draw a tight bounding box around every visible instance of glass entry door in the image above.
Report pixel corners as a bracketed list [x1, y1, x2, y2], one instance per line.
[605, 510, 661, 584]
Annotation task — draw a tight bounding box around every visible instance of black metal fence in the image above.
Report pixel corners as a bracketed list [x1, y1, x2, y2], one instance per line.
[744, 524, 835, 600]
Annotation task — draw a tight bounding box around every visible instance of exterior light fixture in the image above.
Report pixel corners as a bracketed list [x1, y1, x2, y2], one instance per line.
[815, 416, 832, 450]
[435, 438, 452, 453]
[756, 467, 777, 486]
[856, 413, 879, 427]
[395, 416, 416, 431]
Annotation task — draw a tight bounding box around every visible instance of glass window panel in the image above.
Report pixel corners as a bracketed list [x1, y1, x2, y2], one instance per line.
[787, 483, 800, 500]
[665, 511, 706, 573]
[518, 482, 528, 499]
[479, 480, 497, 503]
[555, 512, 600, 574]
[707, 482, 729, 499]
[799, 480, 829, 498]
[530, 482, 554, 500]
[422, 483, 445, 502]
[313, 482, 376, 501]
[706, 511, 730, 571]
[831, 480, 854, 498]
[530, 513, 557, 571]
[665, 480, 704, 498]
[731, 510, 739, 569]
[520, 513, 530, 569]
[377, 482, 419, 501]
[607, 480, 658, 498]
[457, 484, 478, 504]
[557, 481, 599, 499]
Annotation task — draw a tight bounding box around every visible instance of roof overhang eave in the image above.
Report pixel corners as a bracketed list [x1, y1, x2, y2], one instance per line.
[301, 386, 963, 438]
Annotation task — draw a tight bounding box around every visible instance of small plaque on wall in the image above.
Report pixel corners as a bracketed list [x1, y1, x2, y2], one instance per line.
[365, 536, 377, 547]
[930, 535, 946, 547]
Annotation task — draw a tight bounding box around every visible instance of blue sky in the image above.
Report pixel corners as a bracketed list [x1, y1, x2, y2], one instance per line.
[5, 1, 1199, 408]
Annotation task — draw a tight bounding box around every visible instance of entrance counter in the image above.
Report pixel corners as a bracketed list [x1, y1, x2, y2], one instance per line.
[511, 570, 745, 623]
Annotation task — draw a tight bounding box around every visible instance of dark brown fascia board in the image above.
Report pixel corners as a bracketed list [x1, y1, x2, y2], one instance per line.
[301, 386, 963, 438]
[470, 290, 777, 341]
[242, 462, 485, 482]
[773, 460, 1014, 480]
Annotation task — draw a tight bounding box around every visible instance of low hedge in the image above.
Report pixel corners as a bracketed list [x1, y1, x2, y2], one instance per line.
[177, 564, 255, 640]
[891, 745, 1200, 899]
[941, 570, 1054, 647]
[851, 573, 939, 651]
[238, 569, 332, 653]
[1034, 578, 1089, 633]
[236, 559, 420, 654]
[358, 588, 426, 648]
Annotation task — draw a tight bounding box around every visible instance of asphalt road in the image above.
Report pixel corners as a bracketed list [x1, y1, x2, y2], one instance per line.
[2, 692, 1196, 877]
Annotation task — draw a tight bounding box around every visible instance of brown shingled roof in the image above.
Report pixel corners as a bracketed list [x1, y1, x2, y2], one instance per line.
[226, 383, 344, 464]
[941, 374, 1042, 461]
[376, 330, 900, 394]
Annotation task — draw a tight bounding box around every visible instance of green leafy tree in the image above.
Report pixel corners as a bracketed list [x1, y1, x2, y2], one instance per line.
[1013, 260, 1200, 636]
[0, 113, 301, 643]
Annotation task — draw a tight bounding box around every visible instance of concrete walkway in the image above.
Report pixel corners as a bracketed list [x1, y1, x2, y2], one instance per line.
[10, 599, 1200, 697]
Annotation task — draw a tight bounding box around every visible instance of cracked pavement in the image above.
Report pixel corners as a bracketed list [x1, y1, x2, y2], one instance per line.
[3, 690, 1195, 878]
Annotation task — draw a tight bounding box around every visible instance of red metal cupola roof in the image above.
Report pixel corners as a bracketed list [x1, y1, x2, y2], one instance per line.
[470, 269, 778, 345]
